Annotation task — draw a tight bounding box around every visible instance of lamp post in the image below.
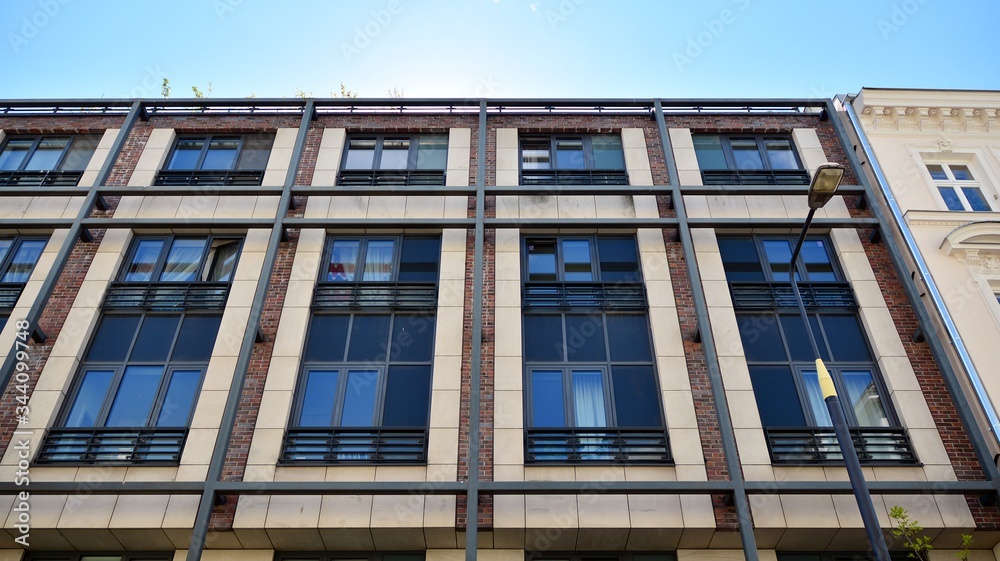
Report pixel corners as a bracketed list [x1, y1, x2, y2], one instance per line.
[790, 163, 891, 561]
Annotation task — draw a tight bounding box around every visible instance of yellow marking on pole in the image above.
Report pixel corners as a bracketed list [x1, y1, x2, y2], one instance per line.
[817, 358, 837, 399]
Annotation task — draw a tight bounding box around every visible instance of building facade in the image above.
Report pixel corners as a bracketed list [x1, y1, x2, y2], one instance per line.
[0, 97, 997, 561]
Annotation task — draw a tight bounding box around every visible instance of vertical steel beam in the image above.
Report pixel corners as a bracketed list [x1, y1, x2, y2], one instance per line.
[654, 100, 760, 561]
[185, 101, 314, 561]
[465, 99, 488, 561]
[0, 100, 144, 392]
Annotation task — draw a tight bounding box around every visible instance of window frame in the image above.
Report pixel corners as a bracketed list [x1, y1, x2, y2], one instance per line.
[0, 236, 48, 284]
[0, 134, 102, 173]
[320, 235, 441, 284]
[119, 235, 243, 284]
[340, 134, 449, 171]
[522, 235, 643, 283]
[925, 162, 993, 212]
[161, 133, 274, 172]
[719, 235, 845, 284]
[692, 134, 805, 172]
[518, 134, 627, 172]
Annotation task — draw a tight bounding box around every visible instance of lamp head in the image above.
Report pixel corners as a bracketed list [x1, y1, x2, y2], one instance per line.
[808, 163, 845, 209]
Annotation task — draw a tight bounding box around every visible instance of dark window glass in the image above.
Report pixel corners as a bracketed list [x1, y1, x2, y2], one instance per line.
[764, 139, 798, 170]
[24, 137, 69, 170]
[167, 139, 204, 170]
[749, 365, 806, 426]
[298, 370, 339, 427]
[821, 315, 870, 362]
[344, 139, 376, 169]
[236, 135, 274, 170]
[303, 315, 350, 362]
[86, 315, 141, 362]
[597, 237, 641, 282]
[737, 314, 786, 362]
[124, 239, 165, 282]
[207, 241, 240, 282]
[731, 138, 764, 170]
[105, 365, 164, 427]
[692, 135, 727, 170]
[390, 315, 435, 362]
[382, 365, 432, 426]
[718, 238, 765, 282]
[564, 314, 606, 362]
[526, 240, 557, 281]
[780, 314, 827, 362]
[964, 187, 991, 211]
[800, 239, 836, 281]
[531, 370, 565, 427]
[130, 315, 180, 362]
[606, 314, 652, 362]
[160, 239, 208, 282]
[166, 135, 272, 171]
[591, 135, 625, 170]
[762, 239, 795, 282]
[0, 134, 100, 173]
[561, 240, 594, 281]
[347, 315, 391, 361]
[156, 369, 202, 427]
[171, 315, 222, 361]
[415, 135, 448, 170]
[343, 135, 448, 171]
[521, 135, 625, 172]
[201, 137, 240, 169]
[64, 369, 115, 427]
[340, 369, 379, 426]
[555, 138, 585, 169]
[0, 139, 32, 170]
[123, 236, 240, 284]
[938, 187, 965, 210]
[398, 237, 441, 282]
[1, 240, 46, 283]
[524, 315, 564, 362]
[612, 365, 661, 427]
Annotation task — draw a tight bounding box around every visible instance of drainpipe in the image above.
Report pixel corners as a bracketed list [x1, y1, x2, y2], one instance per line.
[842, 96, 1000, 449]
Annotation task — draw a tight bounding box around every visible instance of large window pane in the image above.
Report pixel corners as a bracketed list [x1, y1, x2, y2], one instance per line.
[201, 137, 240, 170]
[606, 314, 652, 362]
[565, 314, 606, 362]
[1, 240, 46, 282]
[236, 135, 273, 170]
[531, 370, 565, 427]
[398, 237, 440, 282]
[347, 315, 391, 361]
[130, 315, 180, 362]
[731, 138, 764, 170]
[762, 239, 796, 281]
[820, 315, 870, 362]
[612, 366, 661, 426]
[298, 370, 339, 426]
[304, 315, 350, 362]
[23, 137, 68, 170]
[561, 239, 593, 281]
[156, 369, 202, 427]
[526, 240, 557, 281]
[415, 135, 448, 170]
[842, 369, 889, 427]
[105, 366, 164, 427]
[166, 139, 204, 170]
[390, 315, 435, 362]
[780, 314, 827, 362]
[523, 315, 563, 362]
[738, 314, 785, 362]
[171, 315, 222, 361]
[597, 237, 640, 282]
[555, 138, 585, 169]
[60, 135, 101, 171]
[160, 239, 208, 282]
[65, 369, 115, 427]
[86, 315, 141, 362]
[718, 238, 765, 282]
[693, 135, 726, 170]
[123, 239, 164, 282]
[340, 369, 379, 426]
[801, 239, 836, 281]
[925, 164, 948, 180]
[591, 135, 624, 169]
[328, 240, 360, 281]
[748, 365, 805, 427]
[801, 369, 833, 427]
[344, 139, 376, 169]
[382, 365, 432, 426]
[205, 241, 240, 282]
[362, 240, 395, 281]
[951, 165, 974, 181]
[0, 139, 32, 170]
[764, 139, 798, 170]
[0, 240, 11, 263]
[938, 187, 965, 210]
[379, 138, 410, 170]
[521, 139, 550, 170]
[572, 370, 607, 427]
[963, 187, 991, 211]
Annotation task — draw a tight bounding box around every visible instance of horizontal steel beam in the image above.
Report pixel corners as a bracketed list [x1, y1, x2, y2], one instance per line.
[0, 481, 204, 494]
[488, 218, 679, 228]
[215, 481, 467, 494]
[0, 187, 91, 196]
[98, 186, 284, 196]
[688, 217, 880, 229]
[79, 218, 276, 229]
[486, 185, 666, 195]
[679, 185, 866, 196]
[283, 218, 476, 229]
[294, 186, 477, 196]
[0, 219, 75, 230]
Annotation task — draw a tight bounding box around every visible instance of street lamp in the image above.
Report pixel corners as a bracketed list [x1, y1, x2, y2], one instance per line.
[790, 163, 891, 561]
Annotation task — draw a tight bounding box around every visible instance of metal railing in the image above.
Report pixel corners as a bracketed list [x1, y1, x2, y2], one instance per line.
[0, 170, 83, 187]
[281, 428, 428, 464]
[153, 170, 265, 186]
[766, 427, 916, 464]
[313, 282, 437, 309]
[525, 428, 671, 464]
[701, 169, 810, 185]
[337, 170, 446, 186]
[730, 282, 857, 309]
[523, 282, 646, 309]
[519, 169, 629, 186]
[0, 283, 24, 309]
[103, 282, 230, 311]
[36, 428, 188, 465]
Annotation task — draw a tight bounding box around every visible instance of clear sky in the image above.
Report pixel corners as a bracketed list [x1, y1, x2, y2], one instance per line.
[1, 0, 998, 100]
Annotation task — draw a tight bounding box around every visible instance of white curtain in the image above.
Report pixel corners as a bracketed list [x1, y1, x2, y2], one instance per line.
[362, 240, 395, 281]
[160, 239, 207, 282]
[802, 370, 833, 427]
[842, 370, 889, 427]
[572, 370, 607, 427]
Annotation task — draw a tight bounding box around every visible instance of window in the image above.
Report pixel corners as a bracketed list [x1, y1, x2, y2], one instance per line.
[0, 134, 101, 186]
[155, 134, 273, 186]
[27, 554, 172, 561]
[927, 163, 992, 212]
[339, 134, 448, 186]
[522, 236, 668, 464]
[519, 134, 628, 185]
[0, 237, 47, 327]
[120, 236, 241, 283]
[693, 134, 809, 185]
[719, 236, 915, 464]
[284, 235, 441, 463]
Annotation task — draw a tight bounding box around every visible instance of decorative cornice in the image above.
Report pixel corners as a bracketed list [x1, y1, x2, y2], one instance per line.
[857, 104, 1000, 134]
[905, 211, 1000, 228]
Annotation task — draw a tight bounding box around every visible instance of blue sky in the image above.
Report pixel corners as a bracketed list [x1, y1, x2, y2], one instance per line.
[1, 0, 998, 100]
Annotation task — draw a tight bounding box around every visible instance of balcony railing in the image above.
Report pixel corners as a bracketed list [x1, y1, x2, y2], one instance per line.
[36, 428, 188, 465]
[153, 170, 265, 186]
[313, 282, 437, 310]
[103, 282, 230, 311]
[520, 169, 629, 186]
[701, 169, 810, 185]
[0, 170, 83, 187]
[766, 427, 917, 464]
[729, 282, 856, 309]
[526, 428, 671, 464]
[0, 283, 24, 309]
[337, 170, 445, 186]
[281, 428, 427, 464]
[523, 282, 646, 310]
